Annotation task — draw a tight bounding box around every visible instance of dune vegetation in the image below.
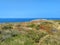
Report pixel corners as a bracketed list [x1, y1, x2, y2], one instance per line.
[0, 19, 60, 45]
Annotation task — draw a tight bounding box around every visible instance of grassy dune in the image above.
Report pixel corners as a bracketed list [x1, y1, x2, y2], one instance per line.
[0, 19, 60, 45]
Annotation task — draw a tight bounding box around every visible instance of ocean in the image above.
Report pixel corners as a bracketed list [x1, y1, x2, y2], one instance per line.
[0, 18, 60, 23]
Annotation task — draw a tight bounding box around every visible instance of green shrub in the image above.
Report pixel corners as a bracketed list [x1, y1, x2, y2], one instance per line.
[28, 24, 35, 27]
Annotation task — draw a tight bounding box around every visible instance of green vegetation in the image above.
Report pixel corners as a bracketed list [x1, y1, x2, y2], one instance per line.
[27, 24, 35, 27]
[0, 19, 60, 45]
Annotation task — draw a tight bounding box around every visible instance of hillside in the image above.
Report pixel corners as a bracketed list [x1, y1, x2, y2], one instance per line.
[0, 19, 60, 45]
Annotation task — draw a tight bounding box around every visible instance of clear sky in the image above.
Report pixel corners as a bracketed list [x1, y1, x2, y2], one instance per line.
[0, 0, 60, 18]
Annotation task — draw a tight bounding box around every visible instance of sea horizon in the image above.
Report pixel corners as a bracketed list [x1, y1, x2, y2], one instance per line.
[0, 18, 60, 23]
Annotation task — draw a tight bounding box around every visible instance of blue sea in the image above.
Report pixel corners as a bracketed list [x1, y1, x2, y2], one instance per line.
[0, 18, 60, 23]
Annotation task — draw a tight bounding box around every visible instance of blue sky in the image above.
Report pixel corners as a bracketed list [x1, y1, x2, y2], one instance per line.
[0, 0, 60, 18]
